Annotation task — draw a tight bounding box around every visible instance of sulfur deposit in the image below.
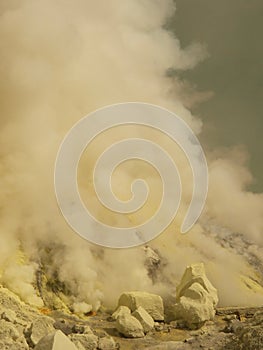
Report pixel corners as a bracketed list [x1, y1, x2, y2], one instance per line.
[171, 263, 218, 329]
[118, 291, 164, 321]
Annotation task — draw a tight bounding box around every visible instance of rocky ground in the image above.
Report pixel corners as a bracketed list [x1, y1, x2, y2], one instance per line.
[1, 230, 263, 349]
[1, 283, 263, 349]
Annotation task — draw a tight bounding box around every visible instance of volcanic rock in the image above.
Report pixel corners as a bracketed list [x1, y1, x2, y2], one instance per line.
[0, 320, 29, 350]
[98, 336, 117, 349]
[118, 291, 164, 321]
[116, 313, 144, 338]
[172, 263, 218, 329]
[53, 319, 73, 335]
[69, 333, 98, 350]
[0, 286, 38, 325]
[1, 309, 17, 323]
[132, 306, 154, 333]
[176, 263, 218, 306]
[29, 315, 55, 346]
[72, 324, 94, 334]
[112, 305, 131, 320]
[34, 330, 78, 350]
[226, 310, 263, 349]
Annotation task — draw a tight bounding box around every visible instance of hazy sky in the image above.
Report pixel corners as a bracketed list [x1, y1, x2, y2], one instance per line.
[171, 0, 263, 192]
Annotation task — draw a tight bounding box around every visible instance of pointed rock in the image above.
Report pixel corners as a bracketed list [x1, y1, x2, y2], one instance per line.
[34, 330, 78, 350]
[172, 263, 218, 329]
[176, 263, 218, 306]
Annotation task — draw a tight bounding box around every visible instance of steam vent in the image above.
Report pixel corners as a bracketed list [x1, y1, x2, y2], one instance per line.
[0, 258, 262, 349]
[1, 0, 263, 349]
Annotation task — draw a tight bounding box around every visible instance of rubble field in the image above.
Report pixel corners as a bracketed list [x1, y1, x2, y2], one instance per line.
[1, 262, 263, 349]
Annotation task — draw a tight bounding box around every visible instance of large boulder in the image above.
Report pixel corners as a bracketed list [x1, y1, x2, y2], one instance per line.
[172, 263, 218, 329]
[173, 294, 216, 329]
[34, 330, 78, 350]
[116, 314, 144, 338]
[176, 263, 218, 306]
[132, 306, 154, 333]
[118, 291, 164, 321]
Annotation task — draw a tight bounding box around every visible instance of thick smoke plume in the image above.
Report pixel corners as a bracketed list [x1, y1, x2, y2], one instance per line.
[1, 0, 263, 311]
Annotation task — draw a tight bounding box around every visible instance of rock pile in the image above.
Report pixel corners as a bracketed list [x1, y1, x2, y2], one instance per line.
[3, 260, 263, 349]
[171, 263, 218, 329]
[224, 310, 263, 349]
[118, 291, 164, 321]
[112, 291, 164, 338]
[0, 285, 118, 350]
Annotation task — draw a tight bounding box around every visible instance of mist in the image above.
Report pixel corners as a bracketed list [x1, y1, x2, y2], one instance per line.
[1, 0, 263, 311]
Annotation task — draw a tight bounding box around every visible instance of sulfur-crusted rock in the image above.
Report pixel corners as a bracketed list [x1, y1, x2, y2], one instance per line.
[98, 336, 117, 349]
[0, 337, 29, 350]
[0, 287, 38, 326]
[132, 306, 154, 333]
[116, 314, 144, 338]
[1, 310, 17, 323]
[29, 315, 55, 346]
[53, 319, 73, 335]
[69, 333, 98, 350]
[227, 310, 263, 350]
[144, 246, 161, 268]
[0, 319, 20, 340]
[72, 324, 94, 334]
[118, 291, 164, 321]
[172, 263, 218, 329]
[176, 263, 218, 306]
[0, 319, 28, 349]
[173, 295, 216, 329]
[112, 305, 131, 320]
[144, 246, 162, 282]
[34, 330, 78, 350]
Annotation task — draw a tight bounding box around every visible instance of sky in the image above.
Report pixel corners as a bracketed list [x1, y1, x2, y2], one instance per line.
[170, 0, 263, 192]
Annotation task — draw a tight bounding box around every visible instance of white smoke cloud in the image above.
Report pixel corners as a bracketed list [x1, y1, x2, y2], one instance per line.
[0, 0, 263, 310]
